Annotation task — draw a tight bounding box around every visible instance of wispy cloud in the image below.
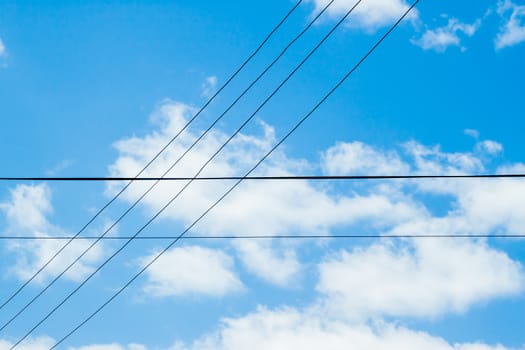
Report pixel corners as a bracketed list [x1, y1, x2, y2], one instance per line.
[0, 38, 6, 57]
[0, 184, 106, 283]
[464, 128, 480, 139]
[322, 141, 409, 175]
[306, 0, 418, 32]
[45, 159, 75, 176]
[201, 76, 218, 99]
[411, 17, 481, 52]
[495, 0, 525, 49]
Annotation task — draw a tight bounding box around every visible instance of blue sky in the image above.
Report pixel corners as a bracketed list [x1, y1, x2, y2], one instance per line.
[1, 0, 525, 349]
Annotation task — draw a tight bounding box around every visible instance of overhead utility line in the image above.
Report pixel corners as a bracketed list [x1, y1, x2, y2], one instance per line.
[2, 0, 343, 337]
[13, 1, 420, 349]
[0, 234, 522, 240]
[7, 0, 365, 346]
[0, 0, 304, 315]
[1, 174, 525, 181]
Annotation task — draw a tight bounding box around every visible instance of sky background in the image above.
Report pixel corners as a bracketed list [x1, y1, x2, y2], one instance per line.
[1, 0, 525, 349]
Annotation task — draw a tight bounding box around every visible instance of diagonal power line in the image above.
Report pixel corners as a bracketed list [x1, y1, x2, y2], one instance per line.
[0, 0, 305, 314]
[7, 0, 367, 347]
[13, 1, 420, 349]
[1, 0, 347, 337]
[48, 3, 421, 348]
[0, 0, 340, 334]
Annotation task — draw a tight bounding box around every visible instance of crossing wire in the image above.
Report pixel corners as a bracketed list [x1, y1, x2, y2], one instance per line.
[0, 0, 305, 314]
[12, 1, 420, 349]
[0, 0, 339, 334]
[7, 0, 367, 347]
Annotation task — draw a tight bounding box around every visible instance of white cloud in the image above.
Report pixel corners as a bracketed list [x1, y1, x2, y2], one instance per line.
[411, 17, 481, 52]
[392, 141, 525, 237]
[234, 241, 300, 287]
[108, 103, 525, 310]
[451, 178, 525, 235]
[464, 129, 480, 139]
[495, 0, 525, 49]
[46, 159, 75, 176]
[0, 336, 55, 350]
[403, 140, 484, 175]
[0, 38, 5, 57]
[322, 141, 409, 175]
[0, 338, 146, 350]
[476, 140, 503, 155]
[307, 0, 418, 32]
[103, 102, 525, 350]
[140, 246, 243, 298]
[315, 138, 525, 321]
[107, 102, 423, 285]
[71, 343, 147, 350]
[0, 184, 106, 283]
[173, 307, 522, 350]
[5, 122, 523, 350]
[4, 319, 522, 350]
[0, 184, 53, 232]
[318, 238, 524, 319]
[201, 76, 218, 99]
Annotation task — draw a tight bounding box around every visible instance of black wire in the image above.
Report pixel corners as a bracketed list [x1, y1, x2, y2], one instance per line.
[0, 0, 304, 324]
[7, 0, 352, 345]
[44, 2, 419, 349]
[0, 234, 522, 240]
[1, 174, 524, 181]
[1, 0, 338, 335]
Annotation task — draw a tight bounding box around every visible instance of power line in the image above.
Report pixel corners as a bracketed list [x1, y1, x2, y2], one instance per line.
[8, 0, 368, 346]
[4, 0, 349, 341]
[1, 174, 524, 181]
[0, 234, 522, 240]
[0, 0, 305, 320]
[40, 2, 419, 349]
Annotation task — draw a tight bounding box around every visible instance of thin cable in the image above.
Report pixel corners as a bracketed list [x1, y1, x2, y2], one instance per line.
[0, 234, 522, 240]
[1, 174, 524, 181]
[0, 0, 336, 334]
[44, 2, 419, 349]
[0, 0, 335, 331]
[8, 1, 364, 347]
[3, 0, 349, 340]
[0, 0, 303, 314]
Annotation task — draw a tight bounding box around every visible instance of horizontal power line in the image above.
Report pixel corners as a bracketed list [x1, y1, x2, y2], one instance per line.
[1, 174, 525, 181]
[0, 0, 306, 320]
[0, 234, 523, 240]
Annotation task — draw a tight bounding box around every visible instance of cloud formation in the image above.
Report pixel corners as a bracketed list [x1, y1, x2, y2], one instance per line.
[201, 76, 218, 99]
[318, 238, 523, 319]
[0, 184, 106, 283]
[495, 0, 525, 49]
[411, 17, 481, 52]
[0, 336, 55, 350]
[140, 246, 243, 298]
[322, 141, 409, 175]
[167, 307, 524, 350]
[307, 0, 418, 31]
[1, 103, 522, 350]
[107, 102, 421, 286]
[0, 38, 5, 57]
[100, 100, 525, 350]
